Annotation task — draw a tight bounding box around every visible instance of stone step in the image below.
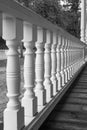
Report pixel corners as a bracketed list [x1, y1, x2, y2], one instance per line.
[65, 92, 87, 99]
[76, 83, 87, 86]
[48, 111, 87, 122]
[74, 85, 87, 89]
[61, 97, 87, 105]
[40, 121, 87, 130]
[55, 103, 87, 113]
[71, 89, 87, 93]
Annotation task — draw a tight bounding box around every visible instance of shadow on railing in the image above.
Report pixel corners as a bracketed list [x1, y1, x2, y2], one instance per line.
[0, 0, 87, 130]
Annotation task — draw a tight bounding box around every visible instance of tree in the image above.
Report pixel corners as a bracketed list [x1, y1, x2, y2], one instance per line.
[61, 0, 80, 38]
[16, 0, 80, 38]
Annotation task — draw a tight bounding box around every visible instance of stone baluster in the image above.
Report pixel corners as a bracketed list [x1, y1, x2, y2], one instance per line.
[3, 14, 24, 130]
[70, 41, 72, 78]
[75, 47, 77, 72]
[83, 46, 85, 63]
[80, 47, 82, 66]
[71, 44, 74, 76]
[72, 42, 74, 76]
[72, 44, 75, 73]
[75, 47, 77, 73]
[44, 30, 52, 103]
[51, 32, 57, 96]
[75, 46, 77, 73]
[60, 36, 65, 86]
[68, 40, 71, 78]
[35, 27, 46, 106]
[69, 40, 72, 78]
[76, 46, 78, 71]
[22, 22, 37, 117]
[64, 38, 68, 83]
[0, 13, 2, 36]
[56, 34, 62, 90]
[68, 40, 70, 78]
[66, 39, 69, 81]
[67, 40, 70, 80]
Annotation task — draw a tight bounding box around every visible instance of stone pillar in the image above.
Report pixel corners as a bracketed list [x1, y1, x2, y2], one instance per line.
[3, 14, 24, 130]
[44, 30, 52, 103]
[22, 22, 37, 117]
[56, 34, 62, 90]
[81, 0, 86, 42]
[51, 32, 57, 96]
[35, 27, 46, 106]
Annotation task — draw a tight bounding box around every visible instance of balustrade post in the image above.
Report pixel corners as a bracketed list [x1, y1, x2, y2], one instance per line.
[66, 39, 69, 81]
[67, 40, 70, 80]
[71, 44, 74, 76]
[22, 22, 37, 116]
[82, 46, 85, 64]
[44, 30, 52, 102]
[51, 32, 57, 95]
[74, 47, 77, 73]
[0, 13, 2, 36]
[3, 14, 24, 130]
[64, 38, 68, 83]
[60, 36, 65, 86]
[56, 34, 62, 90]
[70, 41, 72, 78]
[35, 27, 46, 106]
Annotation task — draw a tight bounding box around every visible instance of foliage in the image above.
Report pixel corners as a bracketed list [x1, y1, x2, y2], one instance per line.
[16, 0, 80, 38]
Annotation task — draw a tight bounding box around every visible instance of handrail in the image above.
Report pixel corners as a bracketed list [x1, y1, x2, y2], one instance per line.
[0, 0, 87, 130]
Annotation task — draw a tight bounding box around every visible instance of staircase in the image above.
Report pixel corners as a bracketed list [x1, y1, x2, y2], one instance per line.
[39, 64, 87, 130]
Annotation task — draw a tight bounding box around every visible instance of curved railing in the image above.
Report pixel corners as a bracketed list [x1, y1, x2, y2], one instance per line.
[0, 0, 87, 130]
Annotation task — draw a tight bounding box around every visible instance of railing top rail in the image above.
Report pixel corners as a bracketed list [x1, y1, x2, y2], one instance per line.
[0, 0, 86, 47]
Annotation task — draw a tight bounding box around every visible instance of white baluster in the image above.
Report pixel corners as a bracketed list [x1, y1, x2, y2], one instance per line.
[68, 40, 71, 79]
[67, 40, 70, 80]
[71, 44, 74, 76]
[83, 46, 85, 64]
[3, 14, 24, 130]
[22, 22, 37, 116]
[56, 34, 62, 90]
[60, 36, 65, 86]
[64, 38, 68, 83]
[71, 42, 73, 77]
[0, 13, 2, 36]
[35, 27, 46, 106]
[51, 32, 57, 96]
[69, 41, 72, 78]
[44, 30, 52, 103]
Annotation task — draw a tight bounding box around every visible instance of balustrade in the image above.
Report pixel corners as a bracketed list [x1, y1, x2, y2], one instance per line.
[0, 0, 86, 130]
[3, 14, 24, 130]
[64, 38, 68, 83]
[35, 27, 46, 106]
[44, 30, 52, 102]
[51, 32, 57, 95]
[22, 22, 37, 117]
[56, 34, 62, 90]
